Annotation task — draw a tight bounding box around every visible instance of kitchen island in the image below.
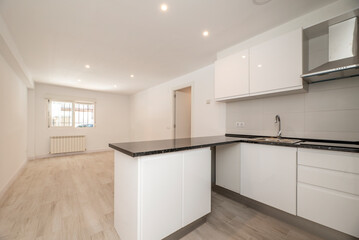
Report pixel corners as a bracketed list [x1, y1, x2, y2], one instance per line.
[109, 136, 243, 240]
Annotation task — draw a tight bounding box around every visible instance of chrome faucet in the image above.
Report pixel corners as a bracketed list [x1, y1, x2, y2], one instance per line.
[275, 115, 282, 138]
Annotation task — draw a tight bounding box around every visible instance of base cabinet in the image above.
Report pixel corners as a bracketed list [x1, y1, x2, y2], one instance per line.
[298, 183, 359, 238]
[114, 148, 211, 240]
[240, 143, 297, 215]
[297, 148, 359, 238]
[215, 143, 359, 238]
[141, 153, 183, 239]
[215, 143, 241, 193]
[183, 150, 211, 226]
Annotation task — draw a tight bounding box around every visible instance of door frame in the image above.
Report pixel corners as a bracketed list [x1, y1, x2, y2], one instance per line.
[172, 83, 194, 139]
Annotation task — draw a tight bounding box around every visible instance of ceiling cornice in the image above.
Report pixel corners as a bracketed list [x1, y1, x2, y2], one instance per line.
[0, 14, 33, 88]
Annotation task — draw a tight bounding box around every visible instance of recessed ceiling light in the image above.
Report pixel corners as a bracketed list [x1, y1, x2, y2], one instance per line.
[114, 84, 117, 88]
[77, 79, 81, 82]
[85, 64, 90, 69]
[257, 64, 262, 68]
[160, 4, 168, 12]
[253, 0, 272, 5]
[130, 74, 134, 78]
[202, 31, 209, 37]
[242, 55, 246, 59]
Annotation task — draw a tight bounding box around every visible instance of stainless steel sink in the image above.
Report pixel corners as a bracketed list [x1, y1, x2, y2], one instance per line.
[253, 137, 302, 144]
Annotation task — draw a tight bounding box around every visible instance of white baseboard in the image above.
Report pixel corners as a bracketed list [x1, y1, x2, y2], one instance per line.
[0, 160, 27, 204]
[28, 148, 113, 161]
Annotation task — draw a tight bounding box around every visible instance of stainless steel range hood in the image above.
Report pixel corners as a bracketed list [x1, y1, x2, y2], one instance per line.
[301, 10, 359, 83]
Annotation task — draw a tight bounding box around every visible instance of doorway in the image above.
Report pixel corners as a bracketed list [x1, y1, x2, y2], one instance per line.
[173, 86, 192, 139]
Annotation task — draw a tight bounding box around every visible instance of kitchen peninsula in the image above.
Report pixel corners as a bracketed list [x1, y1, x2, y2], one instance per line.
[109, 136, 243, 240]
[109, 135, 359, 240]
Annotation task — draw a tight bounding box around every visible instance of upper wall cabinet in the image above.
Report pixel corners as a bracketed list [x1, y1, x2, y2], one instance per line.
[250, 29, 304, 95]
[214, 49, 249, 100]
[215, 29, 307, 101]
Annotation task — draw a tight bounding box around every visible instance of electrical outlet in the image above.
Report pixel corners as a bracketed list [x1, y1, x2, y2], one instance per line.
[235, 122, 245, 128]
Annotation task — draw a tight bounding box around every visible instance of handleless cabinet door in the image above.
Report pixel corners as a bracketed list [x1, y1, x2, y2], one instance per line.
[140, 153, 183, 240]
[139, 148, 212, 240]
[183, 148, 211, 226]
[240, 143, 297, 215]
[216, 143, 241, 193]
[215, 49, 249, 100]
[250, 29, 303, 95]
[298, 183, 359, 238]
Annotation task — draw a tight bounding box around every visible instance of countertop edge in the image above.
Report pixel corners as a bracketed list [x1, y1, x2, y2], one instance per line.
[109, 144, 136, 157]
[226, 133, 359, 153]
[225, 133, 359, 145]
[109, 135, 359, 158]
[109, 139, 242, 157]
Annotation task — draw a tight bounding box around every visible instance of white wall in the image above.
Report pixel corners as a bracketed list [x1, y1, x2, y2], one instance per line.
[226, 77, 359, 141]
[0, 53, 28, 195]
[130, 65, 226, 141]
[28, 83, 130, 158]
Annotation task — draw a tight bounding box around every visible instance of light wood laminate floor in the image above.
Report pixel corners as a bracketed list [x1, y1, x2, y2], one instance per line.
[0, 151, 324, 240]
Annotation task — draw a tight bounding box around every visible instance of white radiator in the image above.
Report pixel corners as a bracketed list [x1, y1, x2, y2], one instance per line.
[50, 135, 86, 154]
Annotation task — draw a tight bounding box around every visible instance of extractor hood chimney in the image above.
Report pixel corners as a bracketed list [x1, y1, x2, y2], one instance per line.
[301, 10, 359, 83]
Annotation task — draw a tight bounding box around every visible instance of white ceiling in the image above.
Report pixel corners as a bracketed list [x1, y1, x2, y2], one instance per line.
[0, 0, 336, 94]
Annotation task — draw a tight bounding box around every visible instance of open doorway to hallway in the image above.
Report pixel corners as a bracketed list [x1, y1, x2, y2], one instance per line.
[173, 86, 192, 139]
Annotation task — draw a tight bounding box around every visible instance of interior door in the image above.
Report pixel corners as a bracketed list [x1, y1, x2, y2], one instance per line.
[175, 90, 191, 139]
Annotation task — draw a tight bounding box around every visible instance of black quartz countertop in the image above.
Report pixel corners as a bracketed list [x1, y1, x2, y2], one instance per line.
[227, 134, 359, 153]
[109, 134, 359, 157]
[109, 136, 245, 157]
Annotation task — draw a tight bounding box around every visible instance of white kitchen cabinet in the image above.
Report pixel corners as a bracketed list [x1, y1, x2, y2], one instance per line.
[215, 28, 305, 102]
[114, 148, 211, 240]
[141, 153, 183, 240]
[250, 29, 303, 95]
[214, 49, 249, 100]
[297, 148, 359, 238]
[298, 148, 359, 173]
[183, 149, 211, 226]
[215, 143, 241, 193]
[240, 143, 297, 215]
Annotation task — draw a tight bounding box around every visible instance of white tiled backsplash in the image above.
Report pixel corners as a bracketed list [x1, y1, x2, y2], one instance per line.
[226, 77, 359, 141]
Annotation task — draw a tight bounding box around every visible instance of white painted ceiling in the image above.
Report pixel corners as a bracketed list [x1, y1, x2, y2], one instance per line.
[0, 0, 336, 94]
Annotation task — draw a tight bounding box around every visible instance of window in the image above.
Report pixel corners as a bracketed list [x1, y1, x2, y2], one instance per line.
[75, 103, 95, 128]
[50, 101, 73, 127]
[49, 100, 95, 128]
